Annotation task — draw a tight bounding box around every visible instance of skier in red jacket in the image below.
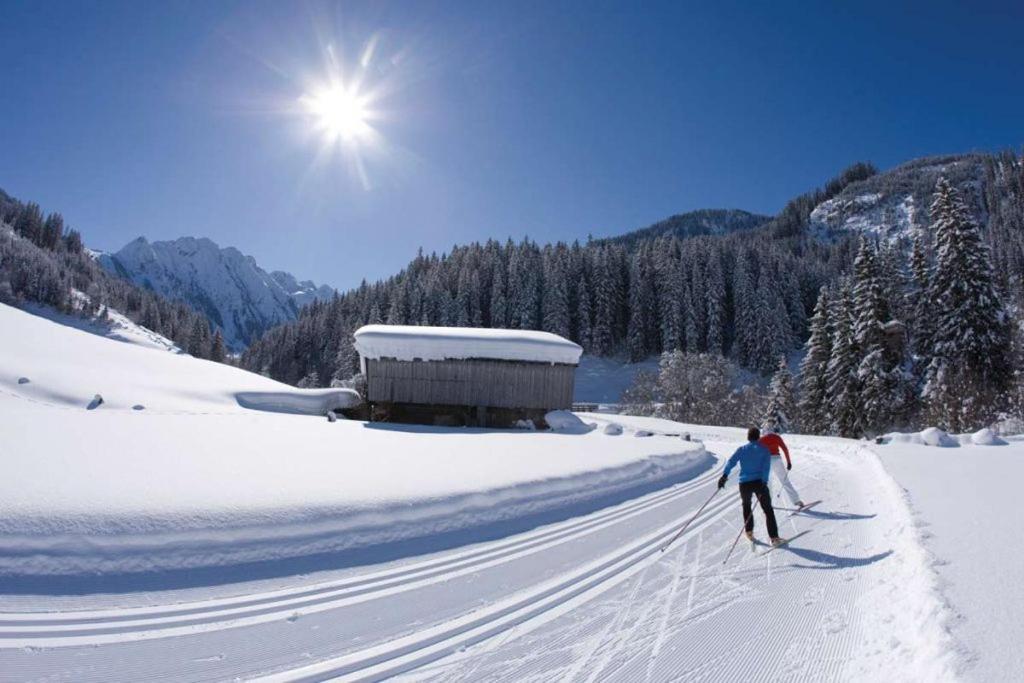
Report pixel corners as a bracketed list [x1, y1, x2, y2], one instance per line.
[759, 430, 805, 508]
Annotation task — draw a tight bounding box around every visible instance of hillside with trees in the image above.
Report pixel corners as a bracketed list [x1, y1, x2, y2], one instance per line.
[0, 190, 227, 361]
[241, 151, 1024, 436]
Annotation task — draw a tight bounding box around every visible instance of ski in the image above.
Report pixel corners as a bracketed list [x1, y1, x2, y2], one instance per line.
[775, 500, 822, 516]
[759, 530, 811, 556]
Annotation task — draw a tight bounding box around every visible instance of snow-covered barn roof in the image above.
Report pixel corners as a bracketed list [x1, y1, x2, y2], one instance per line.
[353, 325, 583, 365]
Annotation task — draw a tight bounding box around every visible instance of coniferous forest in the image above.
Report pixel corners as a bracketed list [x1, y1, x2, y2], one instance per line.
[240, 152, 1024, 437]
[5, 151, 1024, 437]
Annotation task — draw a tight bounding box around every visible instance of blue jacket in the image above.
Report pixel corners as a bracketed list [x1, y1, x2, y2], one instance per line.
[723, 441, 772, 483]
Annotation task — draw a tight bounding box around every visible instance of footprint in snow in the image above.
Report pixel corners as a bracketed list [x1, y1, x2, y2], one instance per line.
[822, 611, 848, 635]
[287, 612, 301, 623]
[132, 404, 145, 411]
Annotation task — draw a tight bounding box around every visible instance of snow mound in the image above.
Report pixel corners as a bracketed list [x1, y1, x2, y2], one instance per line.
[544, 410, 591, 433]
[882, 427, 959, 447]
[354, 325, 582, 365]
[236, 389, 361, 416]
[603, 422, 623, 436]
[968, 427, 1007, 446]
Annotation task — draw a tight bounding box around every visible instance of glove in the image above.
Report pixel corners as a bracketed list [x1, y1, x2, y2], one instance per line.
[717, 475, 727, 489]
[787, 463, 792, 471]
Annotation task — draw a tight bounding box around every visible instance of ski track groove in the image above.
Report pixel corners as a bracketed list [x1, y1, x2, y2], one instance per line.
[1, 435, 956, 683]
[0, 466, 723, 646]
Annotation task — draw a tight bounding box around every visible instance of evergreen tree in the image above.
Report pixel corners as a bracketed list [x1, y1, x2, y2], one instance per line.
[825, 280, 860, 437]
[797, 287, 832, 434]
[187, 318, 210, 358]
[923, 177, 1012, 431]
[210, 330, 227, 363]
[762, 356, 796, 433]
[490, 267, 508, 328]
[542, 252, 571, 339]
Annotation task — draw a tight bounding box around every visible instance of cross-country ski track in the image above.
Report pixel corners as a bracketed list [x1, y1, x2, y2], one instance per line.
[0, 422, 958, 682]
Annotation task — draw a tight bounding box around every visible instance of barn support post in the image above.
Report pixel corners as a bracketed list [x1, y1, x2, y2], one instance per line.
[476, 405, 487, 428]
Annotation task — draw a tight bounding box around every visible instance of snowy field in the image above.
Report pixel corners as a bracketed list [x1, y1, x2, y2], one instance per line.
[0, 302, 1015, 681]
[876, 437, 1024, 682]
[0, 303, 708, 579]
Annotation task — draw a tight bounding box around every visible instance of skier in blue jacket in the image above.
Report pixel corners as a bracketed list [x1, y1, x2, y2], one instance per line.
[718, 427, 781, 545]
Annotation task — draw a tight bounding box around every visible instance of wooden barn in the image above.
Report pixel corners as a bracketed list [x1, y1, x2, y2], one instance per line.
[352, 325, 583, 427]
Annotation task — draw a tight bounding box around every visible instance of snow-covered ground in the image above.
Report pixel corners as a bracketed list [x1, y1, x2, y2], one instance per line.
[0, 303, 706, 578]
[2, 303, 1013, 681]
[876, 436, 1024, 682]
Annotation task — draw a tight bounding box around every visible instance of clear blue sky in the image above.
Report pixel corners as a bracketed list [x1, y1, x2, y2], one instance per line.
[2, 0, 1022, 289]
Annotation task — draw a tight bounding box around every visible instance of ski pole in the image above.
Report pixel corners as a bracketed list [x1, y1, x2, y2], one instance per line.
[723, 493, 757, 565]
[661, 486, 720, 553]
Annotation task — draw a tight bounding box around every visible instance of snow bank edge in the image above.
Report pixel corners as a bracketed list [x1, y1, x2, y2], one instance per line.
[0, 447, 712, 578]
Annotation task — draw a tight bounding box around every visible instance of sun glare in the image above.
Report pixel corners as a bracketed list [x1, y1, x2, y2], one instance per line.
[302, 84, 371, 143]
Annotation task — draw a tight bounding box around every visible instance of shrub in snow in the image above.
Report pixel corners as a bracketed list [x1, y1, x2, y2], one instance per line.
[544, 410, 590, 433]
[132, 404, 145, 411]
[635, 429, 654, 437]
[603, 422, 623, 436]
[326, 410, 337, 423]
[17, 377, 29, 384]
[513, 419, 536, 430]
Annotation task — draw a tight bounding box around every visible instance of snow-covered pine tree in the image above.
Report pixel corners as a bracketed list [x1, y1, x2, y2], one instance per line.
[626, 251, 651, 361]
[762, 356, 796, 433]
[489, 266, 508, 328]
[797, 286, 832, 434]
[731, 249, 757, 368]
[656, 242, 682, 353]
[752, 266, 791, 376]
[187, 317, 210, 359]
[591, 249, 616, 355]
[575, 275, 593, 350]
[907, 228, 934, 368]
[923, 177, 1013, 431]
[825, 280, 860, 437]
[705, 249, 726, 355]
[542, 250, 571, 339]
[852, 239, 896, 435]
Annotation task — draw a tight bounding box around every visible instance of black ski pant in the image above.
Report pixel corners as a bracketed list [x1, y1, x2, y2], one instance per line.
[739, 480, 779, 539]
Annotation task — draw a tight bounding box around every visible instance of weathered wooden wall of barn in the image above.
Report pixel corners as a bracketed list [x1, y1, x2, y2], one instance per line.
[365, 358, 575, 410]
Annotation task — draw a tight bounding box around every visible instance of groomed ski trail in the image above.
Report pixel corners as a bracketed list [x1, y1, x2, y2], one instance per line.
[0, 427, 958, 682]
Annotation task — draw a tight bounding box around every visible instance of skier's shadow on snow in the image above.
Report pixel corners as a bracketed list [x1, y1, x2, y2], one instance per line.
[784, 545, 893, 569]
[780, 509, 875, 522]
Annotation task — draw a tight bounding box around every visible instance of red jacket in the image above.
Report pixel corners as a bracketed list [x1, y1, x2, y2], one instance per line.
[759, 433, 791, 467]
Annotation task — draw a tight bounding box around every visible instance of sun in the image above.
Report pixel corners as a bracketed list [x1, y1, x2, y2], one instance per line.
[301, 84, 371, 143]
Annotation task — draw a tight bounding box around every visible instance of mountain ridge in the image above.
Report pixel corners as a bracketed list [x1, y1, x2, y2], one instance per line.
[98, 236, 335, 350]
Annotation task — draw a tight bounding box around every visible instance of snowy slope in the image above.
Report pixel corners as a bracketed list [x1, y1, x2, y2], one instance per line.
[808, 154, 987, 243]
[0, 303, 707, 577]
[97, 236, 334, 349]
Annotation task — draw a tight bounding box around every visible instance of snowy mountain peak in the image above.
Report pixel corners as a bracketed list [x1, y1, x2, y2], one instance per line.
[98, 236, 335, 350]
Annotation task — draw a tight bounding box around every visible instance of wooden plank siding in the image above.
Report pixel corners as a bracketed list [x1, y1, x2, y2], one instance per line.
[365, 358, 575, 410]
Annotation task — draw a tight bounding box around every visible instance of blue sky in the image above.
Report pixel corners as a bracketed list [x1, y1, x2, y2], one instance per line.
[2, 0, 1022, 289]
